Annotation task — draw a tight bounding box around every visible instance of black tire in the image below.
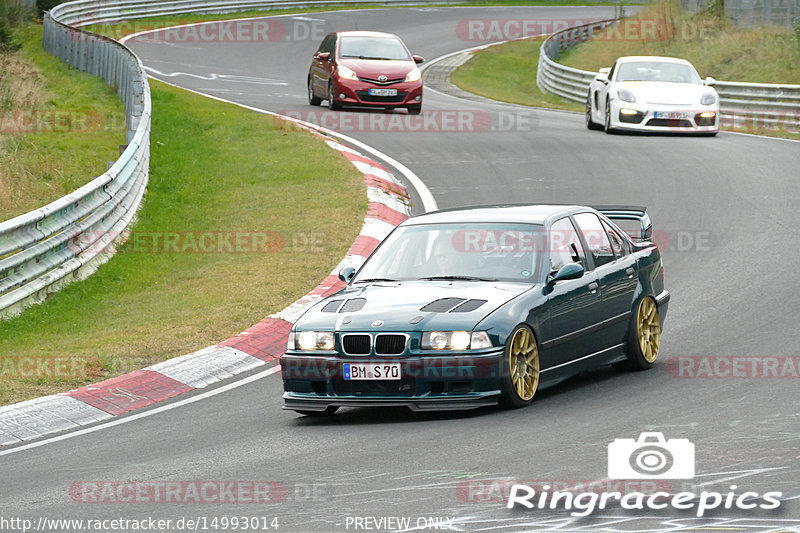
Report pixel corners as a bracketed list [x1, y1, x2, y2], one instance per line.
[499, 325, 540, 409]
[604, 98, 615, 134]
[296, 406, 339, 417]
[407, 105, 422, 115]
[586, 92, 602, 130]
[615, 296, 661, 372]
[308, 77, 322, 106]
[328, 82, 341, 110]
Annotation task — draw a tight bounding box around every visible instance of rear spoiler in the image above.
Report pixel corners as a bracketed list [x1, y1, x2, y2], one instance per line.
[592, 205, 652, 242]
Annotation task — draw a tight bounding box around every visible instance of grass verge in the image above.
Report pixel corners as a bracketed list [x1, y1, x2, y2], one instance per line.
[0, 24, 125, 221]
[0, 79, 366, 407]
[559, 0, 800, 84]
[451, 0, 800, 139]
[450, 37, 582, 112]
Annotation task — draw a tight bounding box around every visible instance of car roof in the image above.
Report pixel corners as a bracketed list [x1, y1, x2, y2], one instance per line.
[401, 204, 591, 226]
[616, 55, 694, 66]
[335, 31, 401, 39]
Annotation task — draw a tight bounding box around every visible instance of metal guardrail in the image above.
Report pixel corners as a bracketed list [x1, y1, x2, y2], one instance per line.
[0, 9, 151, 319]
[537, 19, 800, 130]
[0, 0, 461, 320]
[53, 0, 460, 27]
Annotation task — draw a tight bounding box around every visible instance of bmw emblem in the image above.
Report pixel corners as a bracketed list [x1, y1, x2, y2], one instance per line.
[371, 320, 384, 328]
[378, 75, 388, 82]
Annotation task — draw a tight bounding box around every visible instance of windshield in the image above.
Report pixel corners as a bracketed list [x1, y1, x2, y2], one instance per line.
[338, 36, 411, 61]
[616, 61, 701, 84]
[352, 223, 544, 283]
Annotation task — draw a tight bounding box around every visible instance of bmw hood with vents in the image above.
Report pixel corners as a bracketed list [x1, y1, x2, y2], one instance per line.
[295, 280, 533, 332]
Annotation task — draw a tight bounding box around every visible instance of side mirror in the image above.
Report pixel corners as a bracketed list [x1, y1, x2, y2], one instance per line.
[338, 266, 356, 283]
[595, 69, 609, 84]
[315, 52, 331, 62]
[548, 263, 584, 284]
[413, 55, 425, 64]
[704, 76, 716, 86]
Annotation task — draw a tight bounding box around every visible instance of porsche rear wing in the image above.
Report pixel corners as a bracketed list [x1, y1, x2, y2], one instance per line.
[593, 205, 652, 242]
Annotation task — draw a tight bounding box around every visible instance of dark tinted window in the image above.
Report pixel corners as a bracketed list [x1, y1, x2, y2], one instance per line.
[549, 217, 586, 272]
[602, 220, 628, 257]
[574, 212, 615, 268]
[318, 34, 334, 54]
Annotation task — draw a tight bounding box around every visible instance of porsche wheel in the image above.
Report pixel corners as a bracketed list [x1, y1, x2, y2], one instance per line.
[500, 325, 540, 408]
[328, 82, 341, 110]
[616, 297, 661, 371]
[308, 78, 322, 106]
[586, 92, 602, 130]
[604, 98, 615, 134]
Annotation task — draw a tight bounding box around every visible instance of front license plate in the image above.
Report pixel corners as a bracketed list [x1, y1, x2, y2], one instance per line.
[654, 111, 687, 119]
[368, 88, 398, 97]
[343, 363, 401, 380]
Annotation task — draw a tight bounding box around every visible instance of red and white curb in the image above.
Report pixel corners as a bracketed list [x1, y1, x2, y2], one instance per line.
[0, 133, 411, 447]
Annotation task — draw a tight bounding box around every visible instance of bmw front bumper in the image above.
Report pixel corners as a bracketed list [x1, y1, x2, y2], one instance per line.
[281, 349, 504, 412]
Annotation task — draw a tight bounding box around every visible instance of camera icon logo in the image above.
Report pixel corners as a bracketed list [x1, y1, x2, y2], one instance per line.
[608, 432, 695, 479]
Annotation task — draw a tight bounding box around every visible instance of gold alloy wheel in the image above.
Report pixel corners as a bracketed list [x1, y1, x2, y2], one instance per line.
[638, 297, 661, 363]
[509, 328, 540, 401]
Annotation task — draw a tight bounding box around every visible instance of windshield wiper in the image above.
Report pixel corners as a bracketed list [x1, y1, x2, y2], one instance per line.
[418, 276, 498, 282]
[353, 277, 399, 284]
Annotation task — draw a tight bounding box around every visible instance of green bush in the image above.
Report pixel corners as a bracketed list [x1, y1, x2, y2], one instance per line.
[0, 0, 23, 50]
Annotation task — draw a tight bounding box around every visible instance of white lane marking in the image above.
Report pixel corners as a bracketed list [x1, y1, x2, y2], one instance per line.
[723, 130, 800, 143]
[146, 76, 438, 212]
[0, 365, 281, 457]
[143, 66, 287, 85]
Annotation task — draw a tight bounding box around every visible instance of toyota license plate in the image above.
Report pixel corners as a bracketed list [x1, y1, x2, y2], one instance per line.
[368, 88, 397, 97]
[343, 363, 401, 380]
[654, 111, 687, 119]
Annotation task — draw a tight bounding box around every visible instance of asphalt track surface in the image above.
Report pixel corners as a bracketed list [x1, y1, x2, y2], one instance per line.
[2, 6, 800, 533]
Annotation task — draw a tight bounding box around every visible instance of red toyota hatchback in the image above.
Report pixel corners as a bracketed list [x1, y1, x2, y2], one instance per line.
[308, 31, 424, 114]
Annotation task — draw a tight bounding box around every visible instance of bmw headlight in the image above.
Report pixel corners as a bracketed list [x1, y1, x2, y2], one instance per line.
[617, 88, 636, 103]
[291, 331, 335, 351]
[337, 65, 359, 81]
[700, 92, 717, 105]
[422, 331, 493, 350]
[405, 67, 421, 82]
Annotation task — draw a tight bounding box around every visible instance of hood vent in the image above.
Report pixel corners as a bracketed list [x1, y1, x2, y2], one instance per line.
[321, 298, 367, 313]
[450, 299, 487, 313]
[340, 298, 367, 313]
[420, 298, 467, 313]
[321, 299, 344, 313]
[420, 298, 488, 313]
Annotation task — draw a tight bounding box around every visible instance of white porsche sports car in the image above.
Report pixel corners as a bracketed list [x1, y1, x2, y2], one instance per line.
[586, 56, 719, 135]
